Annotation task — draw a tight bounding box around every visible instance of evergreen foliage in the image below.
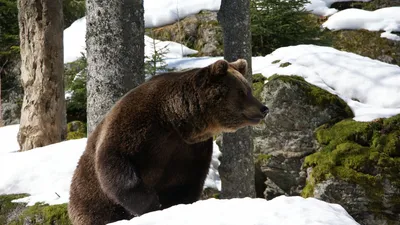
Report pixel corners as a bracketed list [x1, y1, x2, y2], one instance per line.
[65, 55, 87, 123]
[250, 0, 329, 56]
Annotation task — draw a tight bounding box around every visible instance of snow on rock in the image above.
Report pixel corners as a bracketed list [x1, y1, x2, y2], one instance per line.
[144, 35, 197, 60]
[108, 196, 360, 225]
[323, 7, 400, 41]
[254, 45, 400, 121]
[0, 124, 20, 154]
[0, 124, 221, 206]
[0, 138, 87, 206]
[64, 18, 198, 64]
[305, 0, 371, 16]
[144, 0, 221, 28]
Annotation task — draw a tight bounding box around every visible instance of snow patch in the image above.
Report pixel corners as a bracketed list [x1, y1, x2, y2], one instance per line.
[108, 196, 359, 225]
[323, 7, 400, 41]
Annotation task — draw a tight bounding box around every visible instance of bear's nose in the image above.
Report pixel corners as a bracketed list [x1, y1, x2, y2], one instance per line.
[260, 105, 269, 117]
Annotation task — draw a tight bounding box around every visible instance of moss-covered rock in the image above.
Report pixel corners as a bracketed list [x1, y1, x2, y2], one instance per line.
[67, 121, 87, 140]
[0, 194, 71, 225]
[9, 203, 71, 225]
[330, 30, 400, 66]
[303, 114, 400, 224]
[147, 10, 223, 56]
[0, 194, 28, 224]
[252, 74, 354, 199]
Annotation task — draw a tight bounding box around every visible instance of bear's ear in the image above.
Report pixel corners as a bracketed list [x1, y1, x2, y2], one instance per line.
[210, 59, 229, 76]
[229, 59, 248, 75]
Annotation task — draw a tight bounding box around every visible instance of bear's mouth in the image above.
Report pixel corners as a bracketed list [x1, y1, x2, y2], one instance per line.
[242, 114, 264, 124]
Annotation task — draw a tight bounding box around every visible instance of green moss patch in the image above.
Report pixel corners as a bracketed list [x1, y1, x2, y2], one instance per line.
[252, 73, 267, 101]
[303, 114, 400, 200]
[9, 203, 71, 225]
[268, 75, 354, 117]
[0, 194, 28, 225]
[67, 121, 87, 140]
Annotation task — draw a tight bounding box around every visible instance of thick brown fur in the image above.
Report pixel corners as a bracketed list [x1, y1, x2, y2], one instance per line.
[68, 59, 268, 225]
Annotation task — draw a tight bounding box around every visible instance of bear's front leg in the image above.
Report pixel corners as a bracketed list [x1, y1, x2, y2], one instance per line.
[95, 147, 161, 216]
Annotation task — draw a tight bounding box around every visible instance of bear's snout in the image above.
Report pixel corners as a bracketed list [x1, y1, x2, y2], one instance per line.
[260, 106, 269, 117]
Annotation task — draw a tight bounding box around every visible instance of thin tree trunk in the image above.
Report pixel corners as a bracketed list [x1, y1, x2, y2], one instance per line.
[217, 0, 256, 198]
[86, 0, 145, 134]
[17, 0, 66, 151]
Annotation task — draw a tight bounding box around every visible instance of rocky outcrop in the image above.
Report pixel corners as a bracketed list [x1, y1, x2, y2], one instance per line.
[252, 74, 354, 199]
[303, 116, 400, 225]
[2, 102, 20, 125]
[149, 10, 223, 56]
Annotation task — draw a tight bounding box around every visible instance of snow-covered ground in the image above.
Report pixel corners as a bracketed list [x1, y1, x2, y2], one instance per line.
[109, 196, 360, 225]
[323, 7, 400, 41]
[0, 126, 221, 206]
[64, 18, 198, 64]
[305, 0, 371, 16]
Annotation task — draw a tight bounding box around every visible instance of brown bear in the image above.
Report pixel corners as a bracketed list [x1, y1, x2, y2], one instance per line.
[68, 59, 269, 225]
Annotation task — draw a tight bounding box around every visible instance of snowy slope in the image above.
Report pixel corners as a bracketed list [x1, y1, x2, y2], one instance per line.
[108, 196, 360, 225]
[64, 17, 198, 64]
[0, 125, 221, 205]
[323, 7, 400, 41]
[165, 45, 400, 122]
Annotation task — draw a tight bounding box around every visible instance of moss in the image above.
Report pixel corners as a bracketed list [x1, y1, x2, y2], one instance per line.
[255, 154, 272, 164]
[279, 62, 291, 67]
[0, 194, 29, 225]
[301, 182, 315, 198]
[271, 60, 280, 64]
[67, 121, 87, 140]
[302, 114, 400, 204]
[268, 75, 354, 117]
[9, 203, 71, 225]
[252, 73, 267, 101]
[330, 29, 400, 65]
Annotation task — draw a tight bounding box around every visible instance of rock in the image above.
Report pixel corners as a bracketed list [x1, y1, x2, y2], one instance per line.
[252, 75, 353, 199]
[149, 10, 223, 56]
[2, 102, 21, 125]
[303, 115, 400, 225]
[66, 121, 87, 140]
[0, 194, 71, 225]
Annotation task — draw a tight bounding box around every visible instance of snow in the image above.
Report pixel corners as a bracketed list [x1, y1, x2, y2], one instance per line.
[165, 45, 400, 122]
[144, 0, 220, 28]
[63, 17, 198, 64]
[323, 7, 400, 41]
[0, 124, 20, 153]
[305, 0, 371, 16]
[0, 125, 222, 205]
[108, 196, 360, 225]
[0, 138, 87, 206]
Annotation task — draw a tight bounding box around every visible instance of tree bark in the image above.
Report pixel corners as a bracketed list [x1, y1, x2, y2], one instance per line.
[86, 0, 145, 134]
[17, 0, 66, 151]
[217, 0, 256, 198]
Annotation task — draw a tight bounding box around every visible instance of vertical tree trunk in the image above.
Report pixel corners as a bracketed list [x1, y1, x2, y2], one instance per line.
[86, 0, 145, 134]
[217, 0, 256, 198]
[0, 72, 2, 127]
[17, 0, 66, 151]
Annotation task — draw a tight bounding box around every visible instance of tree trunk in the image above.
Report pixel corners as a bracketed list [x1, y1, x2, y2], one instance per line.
[217, 0, 256, 198]
[86, 0, 145, 134]
[17, 0, 66, 151]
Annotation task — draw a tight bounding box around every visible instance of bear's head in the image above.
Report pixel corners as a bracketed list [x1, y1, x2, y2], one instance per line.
[182, 59, 269, 143]
[207, 59, 268, 130]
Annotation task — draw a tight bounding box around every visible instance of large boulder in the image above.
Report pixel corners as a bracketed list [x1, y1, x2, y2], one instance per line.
[303, 115, 400, 225]
[148, 10, 223, 56]
[252, 74, 354, 199]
